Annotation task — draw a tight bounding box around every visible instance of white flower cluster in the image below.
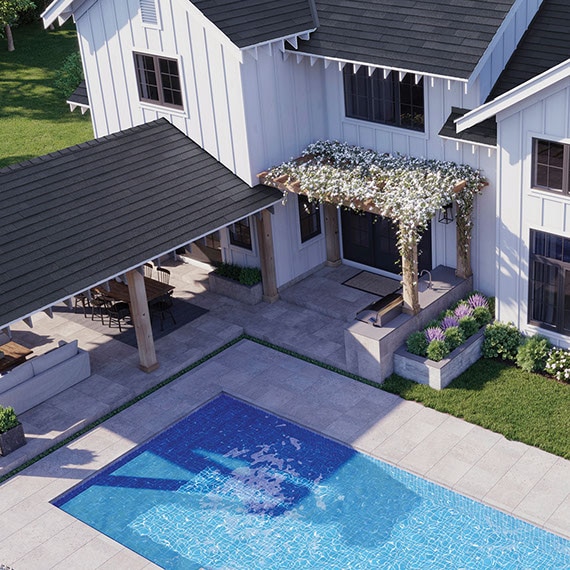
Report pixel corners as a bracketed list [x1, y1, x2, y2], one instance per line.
[545, 348, 570, 383]
[264, 140, 486, 257]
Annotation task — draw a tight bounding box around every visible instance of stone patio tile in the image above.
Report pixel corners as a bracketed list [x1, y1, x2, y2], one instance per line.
[483, 446, 561, 514]
[253, 385, 298, 415]
[398, 415, 475, 475]
[284, 400, 339, 432]
[453, 438, 528, 501]
[98, 548, 153, 569]
[513, 457, 570, 525]
[51, 534, 123, 570]
[73, 373, 137, 406]
[545, 494, 570, 539]
[426, 424, 503, 487]
[323, 414, 374, 444]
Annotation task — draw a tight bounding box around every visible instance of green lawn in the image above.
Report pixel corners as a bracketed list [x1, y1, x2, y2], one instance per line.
[0, 21, 93, 168]
[383, 359, 570, 459]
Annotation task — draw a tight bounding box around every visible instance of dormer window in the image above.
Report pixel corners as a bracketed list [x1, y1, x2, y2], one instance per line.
[343, 67, 424, 132]
[134, 53, 183, 110]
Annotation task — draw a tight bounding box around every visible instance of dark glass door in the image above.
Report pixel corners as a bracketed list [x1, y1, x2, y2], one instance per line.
[341, 210, 432, 273]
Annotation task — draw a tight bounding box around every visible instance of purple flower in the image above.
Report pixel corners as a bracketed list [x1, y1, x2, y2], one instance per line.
[425, 326, 445, 342]
[441, 316, 459, 330]
[454, 303, 473, 319]
[468, 293, 488, 309]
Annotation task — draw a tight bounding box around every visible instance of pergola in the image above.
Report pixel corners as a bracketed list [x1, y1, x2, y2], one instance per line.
[1, 119, 282, 371]
[259, 140, 487, 315]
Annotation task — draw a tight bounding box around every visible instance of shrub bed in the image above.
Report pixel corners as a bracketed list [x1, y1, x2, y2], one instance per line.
[214, 263, 262, 286]
[405, 292, 492, 362]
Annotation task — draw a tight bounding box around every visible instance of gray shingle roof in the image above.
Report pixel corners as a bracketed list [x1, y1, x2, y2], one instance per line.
[488, 0, 570, 100]
[191, 0, 317, 48]
[0, 119, 281, 328]
[439, 107, 497, 146]
[66, 80, 89, 108]
[294, 0, 516, 79]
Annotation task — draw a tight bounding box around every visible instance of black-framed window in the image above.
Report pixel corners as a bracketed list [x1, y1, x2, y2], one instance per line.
[533, 139, 569, 193]
[343, 67, 424, 131]
[134, 53, 183, 110]
[298, 195, 321, 243]
[229, 218, 252, 250]
[529, 229, 570, 334]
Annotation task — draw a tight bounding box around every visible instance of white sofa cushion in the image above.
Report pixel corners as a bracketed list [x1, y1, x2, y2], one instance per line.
[31, 340, 78, 375]
[0, 361, 35, 393]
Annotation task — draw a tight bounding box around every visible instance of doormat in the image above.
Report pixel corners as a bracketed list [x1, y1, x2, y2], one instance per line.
[343, 271, 402, 297]
[54, 298, 208, 348]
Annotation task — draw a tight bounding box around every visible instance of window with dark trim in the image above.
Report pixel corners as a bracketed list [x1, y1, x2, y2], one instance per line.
[343, 67, 424, 132]
[229, 218, 252, 250]
[134, 53, 183, 110]
[529, 229, 570, 334]
[532, 139, 569, 193]
[298, 195, 321, 243]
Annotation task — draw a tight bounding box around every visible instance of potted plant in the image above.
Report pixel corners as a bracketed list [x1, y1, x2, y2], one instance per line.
[0, 405, 26, 456]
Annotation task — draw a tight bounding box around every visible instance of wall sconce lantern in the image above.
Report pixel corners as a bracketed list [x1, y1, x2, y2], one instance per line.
[438, 202, 454, 224]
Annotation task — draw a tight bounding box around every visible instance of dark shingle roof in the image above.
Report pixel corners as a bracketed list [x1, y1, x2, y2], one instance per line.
[0, 119, 281, 328]
[66, 80, 89, 108]
[439, 107, 497, 146]
[294, 0, 516, 79]
[488, 0, 570, 100]
[191, 0, 317, 48]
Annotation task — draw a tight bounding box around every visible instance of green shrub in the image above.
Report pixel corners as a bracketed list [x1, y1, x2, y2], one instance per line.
[215, 262, 241, 281]
[427, 340, 450, 362]
[458, 315, 479, 339]
[444, 326, 465, 351]
[482, 321, 522, 361]
[406, 331, 428, 356]
[239, 267, 262, 286]
[516, 335, 552, 373]
[473, 306, 492, 328]
[0, 406, 19, 434]
[54, 51, 84, 97]
[487, 296, 496, 319]
[545, 348, 570, 383]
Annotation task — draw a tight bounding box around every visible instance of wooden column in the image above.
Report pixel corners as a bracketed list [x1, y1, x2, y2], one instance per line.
[256, 208, 279, 303]
[401, 230, 420, 315]
[126, 269, 159, 372]
[323, 202, 341, 266]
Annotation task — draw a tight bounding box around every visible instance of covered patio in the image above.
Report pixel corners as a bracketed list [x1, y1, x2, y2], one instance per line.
[0, 118, 282, 372]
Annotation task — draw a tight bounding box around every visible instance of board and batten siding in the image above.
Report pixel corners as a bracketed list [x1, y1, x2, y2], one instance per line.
[75, 0, 252, 183]
[495, 77, 570, 347]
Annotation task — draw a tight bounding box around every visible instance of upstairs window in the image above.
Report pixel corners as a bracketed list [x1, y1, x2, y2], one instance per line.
[134, 53, 183, 110]
[229, 218, 252, 250]
[298, 195, 321, 243]
[343, 67, 424, 132]
[533, 139, 569, 194]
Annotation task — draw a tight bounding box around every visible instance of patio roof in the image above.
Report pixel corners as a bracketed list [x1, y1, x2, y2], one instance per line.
[0, 119, 282, 329]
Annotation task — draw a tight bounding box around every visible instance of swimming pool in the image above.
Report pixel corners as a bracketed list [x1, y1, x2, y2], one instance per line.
[54, 394, 569, 569]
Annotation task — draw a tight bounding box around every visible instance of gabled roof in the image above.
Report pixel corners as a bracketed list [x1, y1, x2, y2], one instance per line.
[0, 119, 281, 329]
[66, 80, 89, 113]
[488, 0, 570, 100]
[293, 0, 517, 80]
[191, 0, 318, 48]
[439, 108, 497, 148]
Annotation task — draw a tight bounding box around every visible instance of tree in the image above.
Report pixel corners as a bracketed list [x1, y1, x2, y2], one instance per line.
[0, 0, 35, 51]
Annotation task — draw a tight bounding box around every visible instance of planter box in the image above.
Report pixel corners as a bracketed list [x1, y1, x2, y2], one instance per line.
[208, 272, 263, 305]
[393, 328, 485, 390]
[0, 423, 26, 456]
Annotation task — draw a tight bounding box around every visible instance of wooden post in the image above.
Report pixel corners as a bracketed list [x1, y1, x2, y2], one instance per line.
[126, 269, 159, 372]
[323, 202, 341, 266]
[401, 229, 420, 315]
[455, 231, 473, 279]
[256, 208, 279, 302]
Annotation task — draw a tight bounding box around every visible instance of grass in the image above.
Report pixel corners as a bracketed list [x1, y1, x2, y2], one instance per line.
[0, 21, 93, 168]
[383, 358, 570, 459]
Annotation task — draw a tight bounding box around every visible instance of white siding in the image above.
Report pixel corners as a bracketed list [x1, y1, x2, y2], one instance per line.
[495, 77, 570, 346]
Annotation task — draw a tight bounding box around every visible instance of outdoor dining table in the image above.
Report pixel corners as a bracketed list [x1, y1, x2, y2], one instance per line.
[94, 277, 174, 304]
[0, 341, 33, 373]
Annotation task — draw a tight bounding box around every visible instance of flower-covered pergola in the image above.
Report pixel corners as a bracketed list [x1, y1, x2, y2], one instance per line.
[259, 141, 487, 315]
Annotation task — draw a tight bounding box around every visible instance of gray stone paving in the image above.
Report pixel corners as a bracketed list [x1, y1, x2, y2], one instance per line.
[0, 261, 568, 568]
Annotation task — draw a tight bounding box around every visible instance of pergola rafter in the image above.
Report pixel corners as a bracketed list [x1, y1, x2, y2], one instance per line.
[259, 141, 487, 315]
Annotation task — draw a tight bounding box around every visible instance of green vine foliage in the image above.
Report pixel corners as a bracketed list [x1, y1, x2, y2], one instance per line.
[263, 140, 486, 263]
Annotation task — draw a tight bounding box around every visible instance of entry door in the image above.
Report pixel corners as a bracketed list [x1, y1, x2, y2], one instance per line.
[341, 210, 432, 273]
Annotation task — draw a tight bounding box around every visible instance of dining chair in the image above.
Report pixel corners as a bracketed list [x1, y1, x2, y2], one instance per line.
[143, 262, 155, 279]
[156, 267, 171, 285]
[106, 300, 130, 332]
[90, 290, 108, 324]
[73, 293, 90, 318]
[149, 294, 176, 331]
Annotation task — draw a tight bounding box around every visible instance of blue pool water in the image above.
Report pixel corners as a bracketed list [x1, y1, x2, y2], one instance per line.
[54, 394, 569, 569]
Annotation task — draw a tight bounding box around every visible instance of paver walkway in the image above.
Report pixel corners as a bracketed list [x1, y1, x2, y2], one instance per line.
[0, 262, 568, 569]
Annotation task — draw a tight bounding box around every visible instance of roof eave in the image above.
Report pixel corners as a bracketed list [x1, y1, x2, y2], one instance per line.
[41, 0, 75, 28]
